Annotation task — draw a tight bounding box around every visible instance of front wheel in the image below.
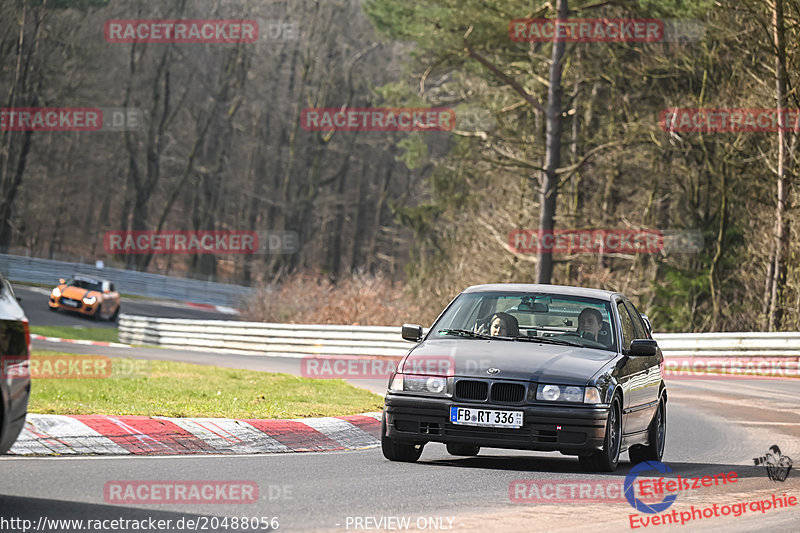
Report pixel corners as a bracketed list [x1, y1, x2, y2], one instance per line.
[580, 395, 622, 472]
[381, 416, 424, 462]
[628, 396, 666, 464]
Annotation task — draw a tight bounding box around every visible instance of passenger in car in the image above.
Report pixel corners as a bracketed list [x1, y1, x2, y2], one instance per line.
[577, 308, 603, 341]
[476, 312, 520, 337]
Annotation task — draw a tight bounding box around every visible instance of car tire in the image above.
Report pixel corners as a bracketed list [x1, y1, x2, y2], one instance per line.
[446, 443, 480, 456]
[628, 395, 666, 464]
[580, 394, 622, 472]
[381, 416, 424, 462]
[48, 305, 57, 312]
[92, 307, 102, 321]
[110, 305, 120, 322]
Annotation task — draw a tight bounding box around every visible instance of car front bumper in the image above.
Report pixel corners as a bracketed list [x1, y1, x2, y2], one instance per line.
[50, 297, 98, 315]
[384, 393, 609, 453]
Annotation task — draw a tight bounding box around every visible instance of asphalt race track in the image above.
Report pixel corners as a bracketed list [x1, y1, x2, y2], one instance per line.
[2, 335, 800, 532]
[14, 285, 241, 327]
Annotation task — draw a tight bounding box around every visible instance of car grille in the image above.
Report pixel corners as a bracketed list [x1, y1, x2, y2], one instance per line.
[455, 380, 488, 401]
[491, 382, 525, 403]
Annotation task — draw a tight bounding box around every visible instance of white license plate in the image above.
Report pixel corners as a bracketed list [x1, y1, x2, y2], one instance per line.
[450, 406, 523, 428]
[60, 299, 78, 307]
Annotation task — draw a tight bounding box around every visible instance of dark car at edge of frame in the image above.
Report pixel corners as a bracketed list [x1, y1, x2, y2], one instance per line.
[0, 271, 31, 455]
[382, 283, 667, 472]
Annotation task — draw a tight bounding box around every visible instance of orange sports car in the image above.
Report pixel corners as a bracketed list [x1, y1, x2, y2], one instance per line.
[48, 275, 121, 321]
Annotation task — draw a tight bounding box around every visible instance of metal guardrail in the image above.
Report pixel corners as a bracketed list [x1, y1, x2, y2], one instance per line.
[653, 332, 800, 358]
[119, 315, 412, 357]
[0, 253, 254, 306]
[118, 314, 800, 359]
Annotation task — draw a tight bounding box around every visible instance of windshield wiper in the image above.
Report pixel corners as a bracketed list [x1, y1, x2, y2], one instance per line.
[438, 329, 493, 339]
[513, 336, 584, 347]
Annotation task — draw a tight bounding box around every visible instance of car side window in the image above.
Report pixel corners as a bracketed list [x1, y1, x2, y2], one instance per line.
[623, 300, 647, 339]
[616, 301, 635, 351]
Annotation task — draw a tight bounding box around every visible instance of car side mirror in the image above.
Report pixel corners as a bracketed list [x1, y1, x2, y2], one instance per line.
[16, 296, 22, 303]
[59, 278, 66, 285]
[630, 339, 657, 357]
[401, 324, 423, 342]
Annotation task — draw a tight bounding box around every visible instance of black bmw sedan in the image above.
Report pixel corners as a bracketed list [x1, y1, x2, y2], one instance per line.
[0, 270, 31, 454]
[382, 284, 666, 472]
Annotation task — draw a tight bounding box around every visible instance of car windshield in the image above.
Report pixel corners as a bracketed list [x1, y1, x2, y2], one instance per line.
[67, 278, 102, 291]
[432, 291, 616, 351]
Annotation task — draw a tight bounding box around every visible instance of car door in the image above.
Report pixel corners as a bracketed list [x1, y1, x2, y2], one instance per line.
[615, 298, 651, 435]
[623, 299, 661, 422]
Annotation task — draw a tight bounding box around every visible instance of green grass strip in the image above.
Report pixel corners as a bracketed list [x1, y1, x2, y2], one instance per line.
[30, 326, 119, 343]
[28, 352, 384, 418]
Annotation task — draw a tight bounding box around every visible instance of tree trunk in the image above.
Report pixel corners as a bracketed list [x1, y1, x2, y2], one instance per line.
[535, 0, 568, 284]
[0, 2, 45, 249]
[768, 0, 790, 331]
[708, 167, 727, 330]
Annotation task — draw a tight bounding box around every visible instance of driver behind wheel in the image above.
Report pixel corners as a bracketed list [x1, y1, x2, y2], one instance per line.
[577, 308, 603, 341]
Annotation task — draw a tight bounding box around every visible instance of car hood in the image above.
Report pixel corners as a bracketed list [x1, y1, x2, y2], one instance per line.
[60, 286, 99, 300]
[403, 338, 617, 385]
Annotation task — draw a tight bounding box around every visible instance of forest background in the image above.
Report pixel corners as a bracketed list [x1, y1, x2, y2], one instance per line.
[1, 0, 798, 333]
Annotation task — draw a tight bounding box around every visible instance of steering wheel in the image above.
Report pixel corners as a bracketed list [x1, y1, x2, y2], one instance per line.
[558, 331, 605, 347]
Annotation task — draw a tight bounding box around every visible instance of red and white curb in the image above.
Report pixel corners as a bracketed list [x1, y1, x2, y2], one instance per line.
[9, 412, 382, 456]
[185, 302, 240, 315]
[31, 334, 131, 348]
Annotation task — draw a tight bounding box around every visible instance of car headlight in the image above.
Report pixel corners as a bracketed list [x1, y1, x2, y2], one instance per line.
[82, 296, 97, 305]
[52, 287, 61, 298]
[534, 384, 589, 403]
[389, 374, 450, 396]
